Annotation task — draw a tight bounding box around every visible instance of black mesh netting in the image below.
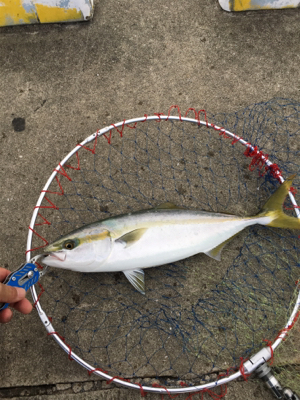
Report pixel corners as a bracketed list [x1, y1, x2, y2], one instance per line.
[30, 98, 300, 388]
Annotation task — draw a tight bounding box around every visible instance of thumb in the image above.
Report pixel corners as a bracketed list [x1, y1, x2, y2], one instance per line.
[0, 284, 25, 304]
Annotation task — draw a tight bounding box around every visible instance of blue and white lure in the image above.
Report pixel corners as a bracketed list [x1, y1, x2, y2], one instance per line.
[0, 257, 46, 311]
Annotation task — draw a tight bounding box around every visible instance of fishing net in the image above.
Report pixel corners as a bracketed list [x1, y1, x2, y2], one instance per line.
[28, 98, 300, 398]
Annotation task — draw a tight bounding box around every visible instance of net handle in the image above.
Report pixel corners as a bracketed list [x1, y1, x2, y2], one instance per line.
[28, 114, 300, 394]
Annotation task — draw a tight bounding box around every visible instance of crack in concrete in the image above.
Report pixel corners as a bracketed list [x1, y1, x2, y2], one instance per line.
[0, 380, 108, 398]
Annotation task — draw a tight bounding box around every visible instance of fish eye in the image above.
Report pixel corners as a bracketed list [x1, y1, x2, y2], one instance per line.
[64, 240, 75, 250]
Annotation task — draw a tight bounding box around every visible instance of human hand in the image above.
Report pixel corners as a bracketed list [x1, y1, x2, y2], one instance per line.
[0, 267, 33, 323]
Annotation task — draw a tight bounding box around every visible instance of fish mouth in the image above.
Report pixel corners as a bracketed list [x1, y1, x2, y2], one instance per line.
[43, 252, 67, 262]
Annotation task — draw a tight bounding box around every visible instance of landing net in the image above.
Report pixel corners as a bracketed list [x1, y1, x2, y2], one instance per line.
[28, 98, 300, 396]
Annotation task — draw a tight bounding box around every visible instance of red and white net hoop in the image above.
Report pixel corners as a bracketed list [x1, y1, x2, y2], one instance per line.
[27, 103, 300, 396]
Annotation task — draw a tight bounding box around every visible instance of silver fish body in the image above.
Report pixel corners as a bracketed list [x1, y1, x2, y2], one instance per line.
[94, 208, 270, 272]
[42, 176, 300, 294]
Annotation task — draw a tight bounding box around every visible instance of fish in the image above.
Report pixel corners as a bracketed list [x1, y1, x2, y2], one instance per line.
[42, 175, 300, 294]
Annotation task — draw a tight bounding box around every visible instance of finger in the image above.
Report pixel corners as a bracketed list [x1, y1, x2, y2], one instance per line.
[0, 268, 11, 282]
[0, 285, 26, 304]
[11, 298, 33, 314]
[0, 308, 13, 324]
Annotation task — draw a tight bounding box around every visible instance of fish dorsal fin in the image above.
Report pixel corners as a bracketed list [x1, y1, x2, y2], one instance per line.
[123, 269, 145, 294]
[116, 228, 147, 247]
[205, 234, 238, 261]
[156, 202, 183, 210]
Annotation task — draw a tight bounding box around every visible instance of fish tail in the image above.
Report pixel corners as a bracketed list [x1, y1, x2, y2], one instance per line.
[259, 174, 300, 229]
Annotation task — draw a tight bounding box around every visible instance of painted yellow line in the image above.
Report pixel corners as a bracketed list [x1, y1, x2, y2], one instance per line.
[35, 4, 82, 23]
[219, 0, 300, 11]
[0, 0, 38, 26]
[233, 0, 297, 10]
[0, 0, 93, 26]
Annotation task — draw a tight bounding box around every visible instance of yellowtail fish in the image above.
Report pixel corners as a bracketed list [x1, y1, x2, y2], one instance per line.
[42, 176, 300, 294]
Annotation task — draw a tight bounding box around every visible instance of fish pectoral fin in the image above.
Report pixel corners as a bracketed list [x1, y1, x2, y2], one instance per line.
[204, 246, 223, 261]
[156, 202, 183, 210]
[116, 228, 147, 248]
[123, 269, 145, 295]
[205, 234, 237, 261]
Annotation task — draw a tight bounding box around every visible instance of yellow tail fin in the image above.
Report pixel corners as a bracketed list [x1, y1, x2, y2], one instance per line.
[260, 174, 300, 229]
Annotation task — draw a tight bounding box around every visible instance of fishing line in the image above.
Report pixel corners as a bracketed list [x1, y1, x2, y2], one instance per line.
[27, 99, 300, 397]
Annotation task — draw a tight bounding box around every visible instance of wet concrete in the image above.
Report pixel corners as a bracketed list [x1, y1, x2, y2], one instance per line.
[0, 0, 299, 398]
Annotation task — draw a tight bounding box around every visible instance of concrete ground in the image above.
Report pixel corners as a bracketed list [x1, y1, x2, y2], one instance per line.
[0, 0, 300, 399]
